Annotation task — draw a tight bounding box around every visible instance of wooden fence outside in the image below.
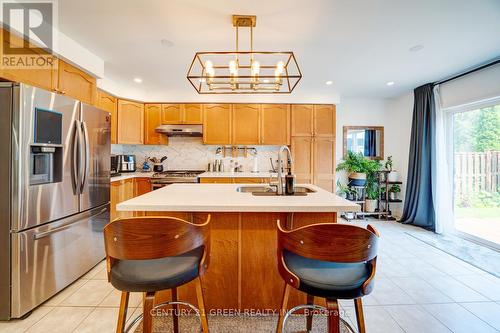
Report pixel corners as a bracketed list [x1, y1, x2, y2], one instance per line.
[454, 151, 500, 197]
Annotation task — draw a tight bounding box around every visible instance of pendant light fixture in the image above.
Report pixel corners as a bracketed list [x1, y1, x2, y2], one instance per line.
[187, 15, 302, 94]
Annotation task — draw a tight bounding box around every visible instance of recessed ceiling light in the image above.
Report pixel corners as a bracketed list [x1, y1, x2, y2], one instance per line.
[386, 81, 395, 86]
[133, 78, 142, 83]
[161, 39, 174, 47]
[325, 80, 333, 85]
[409, 44, 424, 52]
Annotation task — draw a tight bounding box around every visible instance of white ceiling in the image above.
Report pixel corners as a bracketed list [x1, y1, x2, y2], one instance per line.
[58, 0, 500, 102]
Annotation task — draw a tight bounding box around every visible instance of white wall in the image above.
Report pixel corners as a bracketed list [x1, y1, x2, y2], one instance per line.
[385, 93, 414, 216]
[336, 95, 414, 217]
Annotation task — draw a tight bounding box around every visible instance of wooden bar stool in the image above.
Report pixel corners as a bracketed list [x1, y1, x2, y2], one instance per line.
[103, 215, 211, 333]
[275, 221, 379, 333]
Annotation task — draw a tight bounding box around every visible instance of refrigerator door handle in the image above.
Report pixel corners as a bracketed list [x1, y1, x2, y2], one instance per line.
[80, 121, 90, 194]
[33, 206, 107, 240]
[72, 120, 83, 195]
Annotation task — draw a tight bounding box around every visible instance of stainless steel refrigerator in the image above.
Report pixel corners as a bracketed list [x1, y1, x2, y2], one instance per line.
[0, 82, 110, 319]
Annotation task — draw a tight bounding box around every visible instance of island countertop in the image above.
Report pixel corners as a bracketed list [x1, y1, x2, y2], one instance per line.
[116, 183, 360, 213]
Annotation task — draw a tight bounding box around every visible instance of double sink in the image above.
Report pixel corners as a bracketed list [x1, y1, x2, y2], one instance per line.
[236, 186, 316, 196]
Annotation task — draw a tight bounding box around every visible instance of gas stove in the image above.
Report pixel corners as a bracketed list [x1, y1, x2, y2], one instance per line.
[150, 170, 205, 189]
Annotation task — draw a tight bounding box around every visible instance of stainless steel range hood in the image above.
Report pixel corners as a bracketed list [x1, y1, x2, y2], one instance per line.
[155, 124, 203, 137]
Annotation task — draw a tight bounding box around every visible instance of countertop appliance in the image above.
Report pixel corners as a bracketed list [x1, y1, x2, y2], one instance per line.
[110, 154, 121, 176]
[150, 170, 204, 190]
[117, 154, 136, 172]
[155, 124, 203, 137]
[0, 82, 110, 320]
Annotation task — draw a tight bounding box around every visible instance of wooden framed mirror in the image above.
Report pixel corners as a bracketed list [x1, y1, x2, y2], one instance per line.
[343, 126, 384, 160]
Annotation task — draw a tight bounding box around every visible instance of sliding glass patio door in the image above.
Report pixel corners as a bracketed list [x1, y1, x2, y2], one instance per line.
[452, 103, 500, 248]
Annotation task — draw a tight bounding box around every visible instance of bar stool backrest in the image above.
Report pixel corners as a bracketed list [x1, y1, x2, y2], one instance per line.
[103, 215, 211, 277]
[277, 221, 379, 292]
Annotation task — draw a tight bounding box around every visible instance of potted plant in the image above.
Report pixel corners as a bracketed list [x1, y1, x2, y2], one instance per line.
[389, 184, 401, 201]
[336, 181, 349, 199]
[336, 151, 367, 186]
[363, 158, 382, 212]
[385, 156, 399, 182]
[380, 186, 387, 200]
[364, 185, 379, 212]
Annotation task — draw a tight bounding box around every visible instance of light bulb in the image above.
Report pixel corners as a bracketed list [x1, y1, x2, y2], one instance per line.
[205, 60, 213, 70]
[251, 60, 260, 76]
[274, 68, 281, 83]
[229, 60, 238, 75]
[276, 61, 284, 75]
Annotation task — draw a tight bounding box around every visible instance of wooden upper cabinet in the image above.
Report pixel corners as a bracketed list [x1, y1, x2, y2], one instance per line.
[0, 29, 56, 91]
[161, 104, 182, 124]
[291, 136, 313, 184]
[291, 104, 314, 136]
[117, 99, 144, 144]
[183, 104, 203, 124]
[203, 104, 232, 144]
[314, 104, 336, 137]
[232, 104, 261, 145]
[96, 90, 118, 144]
[313, 137, 336, 192]
[261, 104, 290, 145]
[144, 104, 167, 145]
[56, 60, 96, 104]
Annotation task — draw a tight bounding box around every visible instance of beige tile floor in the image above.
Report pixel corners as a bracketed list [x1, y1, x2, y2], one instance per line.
[0, 220, 499, 332]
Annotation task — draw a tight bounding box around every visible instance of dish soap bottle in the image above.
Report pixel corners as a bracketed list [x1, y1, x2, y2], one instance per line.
[285, 168, 295, 195]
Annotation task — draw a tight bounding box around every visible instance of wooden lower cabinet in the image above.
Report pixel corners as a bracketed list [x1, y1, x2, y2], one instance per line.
[155, 212, 336, 311]
[110, 178, 135, 221]
[134, 177, 151, 196]
[110, 177, 152, 221]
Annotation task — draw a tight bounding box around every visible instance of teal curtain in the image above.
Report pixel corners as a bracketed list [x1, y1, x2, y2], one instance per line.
[400, 83, 436, 231]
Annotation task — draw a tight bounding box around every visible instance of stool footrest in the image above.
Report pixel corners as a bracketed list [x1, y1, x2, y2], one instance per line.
[124, 301, 202, 333]
[281, 304, 355, 333]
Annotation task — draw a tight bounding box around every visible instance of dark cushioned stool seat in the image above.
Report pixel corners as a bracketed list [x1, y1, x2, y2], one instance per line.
[110, 247, 203, 292]
[284, 250, 371, 299]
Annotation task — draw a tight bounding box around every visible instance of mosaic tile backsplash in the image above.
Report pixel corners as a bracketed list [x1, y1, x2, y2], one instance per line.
[111, 137, 282, 172]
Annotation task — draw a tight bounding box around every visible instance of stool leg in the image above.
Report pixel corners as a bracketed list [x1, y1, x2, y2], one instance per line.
[194, 277, 209, 333]
[325, 298, 340, 333]
[276, 283, 290, 333]
[116, 291, 129, 333]
[354, 298, 366, 333]
[306, 294, 314, 332]
[171, 288, 179, 333]
[143, 291, 155, 333]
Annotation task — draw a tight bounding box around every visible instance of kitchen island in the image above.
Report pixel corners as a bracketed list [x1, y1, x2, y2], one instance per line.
[117, 183, 360, 311]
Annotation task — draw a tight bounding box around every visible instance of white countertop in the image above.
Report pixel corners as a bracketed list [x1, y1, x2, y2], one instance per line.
[117, 183, 360, 213]
[111, 171, 277, 182]
[110, 172, 154, 182]
[198, 171, 277, 178]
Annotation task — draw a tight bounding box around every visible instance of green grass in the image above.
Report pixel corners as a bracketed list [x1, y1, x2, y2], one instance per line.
[455, 207, 500, 219]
